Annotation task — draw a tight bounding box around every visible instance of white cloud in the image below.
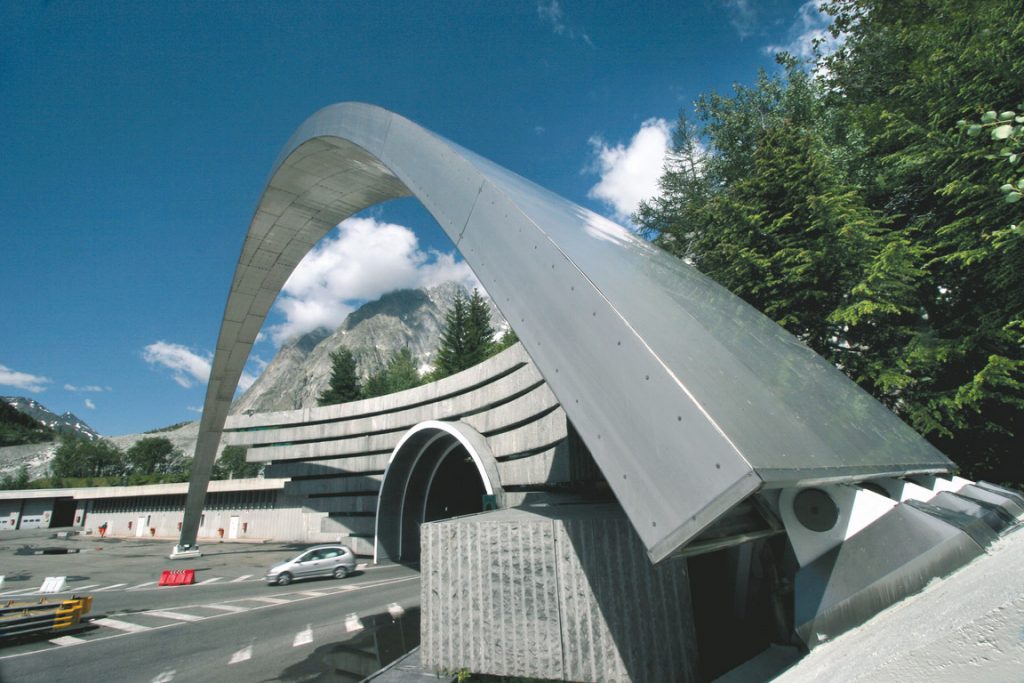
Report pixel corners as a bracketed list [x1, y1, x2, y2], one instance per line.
[143, 341, 258, 391]
[268, 216, 479, 344]
[143, 342, 211, 388]
[187, 406, 204, 414]
[0, 364, 52, 393]
[84, 398, 96, 410]
[721, 0, 759, 39]
[537, 1, 593, 45]
[587, 118, 672, 224]
[763, 1, 842, 62]
[64, 384, 108, 393]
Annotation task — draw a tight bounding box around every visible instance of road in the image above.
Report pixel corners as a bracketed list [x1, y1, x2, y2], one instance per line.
[0, 530, 422, 683]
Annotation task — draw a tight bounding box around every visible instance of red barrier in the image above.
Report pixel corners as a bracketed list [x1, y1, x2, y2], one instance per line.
[158, 569, 196, 586]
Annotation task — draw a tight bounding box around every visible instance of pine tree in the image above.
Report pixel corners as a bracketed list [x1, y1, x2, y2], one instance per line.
[318, 347, 361, 406]
[432, 289, 496, 379]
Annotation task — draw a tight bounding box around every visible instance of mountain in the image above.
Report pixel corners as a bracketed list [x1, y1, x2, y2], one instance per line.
[2, 396, 101, 440]
[232, 282, 507, 414]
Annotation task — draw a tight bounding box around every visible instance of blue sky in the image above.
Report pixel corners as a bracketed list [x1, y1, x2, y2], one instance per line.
[1, 1, 829, 435]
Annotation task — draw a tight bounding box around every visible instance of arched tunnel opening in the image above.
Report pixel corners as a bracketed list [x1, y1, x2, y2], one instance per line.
[376, 422, 499, 566]
[423, 445, 487, 523]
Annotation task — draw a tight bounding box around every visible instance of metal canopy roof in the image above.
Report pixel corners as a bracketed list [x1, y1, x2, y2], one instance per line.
[180, 103, 951, 562]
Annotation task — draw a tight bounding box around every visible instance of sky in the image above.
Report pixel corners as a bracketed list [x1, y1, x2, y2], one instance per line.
[0, 0, 831, 436]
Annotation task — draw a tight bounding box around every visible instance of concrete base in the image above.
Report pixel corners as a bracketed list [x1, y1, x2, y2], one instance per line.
[169, 545, 203, 560]
[420, 504, 699, 683]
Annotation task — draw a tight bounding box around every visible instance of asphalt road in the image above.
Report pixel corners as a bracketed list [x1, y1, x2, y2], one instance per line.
[0, 529, 422, 683]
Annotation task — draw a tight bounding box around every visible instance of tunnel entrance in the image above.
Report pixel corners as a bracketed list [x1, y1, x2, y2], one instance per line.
[423, 446, 487, 523]
[375, 421, 502, 565]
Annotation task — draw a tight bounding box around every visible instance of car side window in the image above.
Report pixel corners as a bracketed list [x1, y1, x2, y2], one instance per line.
[321, 548, 340, 558]
[297, 550, 317, 562]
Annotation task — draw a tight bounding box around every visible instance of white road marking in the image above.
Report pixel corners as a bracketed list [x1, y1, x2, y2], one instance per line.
[247, 597, 290, 604]
[0, 588, 37, 596]
[195, 577, 222, 585]
[50, 635, 88, 646]
[130, 581, 156, 590]
[293, 625, 313, 647]
[229, 644, 253, 663]
[94, 617, 151, 633]
[93, 583, 127, 592]
[231, 575, 252, 582]
[70, 584, 101, 592]
[387, 602, 405, 619]
[146, 610, 205, 622]
[344, 613, 364, 633]
[204, 603, 248, 613]
[151, 669, 176, 682]
[297, 591, 327, 597]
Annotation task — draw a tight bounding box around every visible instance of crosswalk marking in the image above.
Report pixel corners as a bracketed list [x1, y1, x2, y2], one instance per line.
[50, 635, 88, 646]
[229, 644, 253, 663]
[93, 583, 127, 592]
[297, 591, 327, 597]
[204, 603, 248, 613]
[195, 577, 222, 585]
[345, 613, 364, 633]
[72, 584, 102, 592]
[231, 575, 252, 582]
[293, 625, 313, 647]
[246, 597, 290, 605]
[0, 588, 37, 596]
[146, 610, 204, 622]
[94, 617, 151, 633]
[130, 581, 156, 590]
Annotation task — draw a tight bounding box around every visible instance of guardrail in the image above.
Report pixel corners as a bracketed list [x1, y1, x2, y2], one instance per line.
[0, 596, 93, 640]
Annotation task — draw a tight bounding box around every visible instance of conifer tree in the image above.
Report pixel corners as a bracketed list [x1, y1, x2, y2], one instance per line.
[318, 347, 361, 406]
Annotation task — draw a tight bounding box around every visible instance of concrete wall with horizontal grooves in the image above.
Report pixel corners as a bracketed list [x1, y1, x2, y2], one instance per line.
[224, 343, 536, 432]
[421, 505, 698, 682]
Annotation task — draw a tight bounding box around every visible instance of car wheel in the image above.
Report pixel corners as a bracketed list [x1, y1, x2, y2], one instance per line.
[333, 566, 349, 579]
[276, 572, 293, 586]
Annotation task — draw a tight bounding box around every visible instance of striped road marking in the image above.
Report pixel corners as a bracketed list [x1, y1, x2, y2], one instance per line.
[229, 644, 252, 664]
[0, 588, 37, 596]
[94, 617, 151, 633]
[230, 575, 252, 582]
[93, 583, 127, 592]
[71, 584, 102, 592]
[247, 597, 290, 605]
[50, 635, 88, 646]
[297, 591, 327, 597]
[146, 610, 204, 622]
[130, 581, 156, 590]
[195, 577, 223, 585]
[293, 625, 313, 647]
[204, 604, 248, 613]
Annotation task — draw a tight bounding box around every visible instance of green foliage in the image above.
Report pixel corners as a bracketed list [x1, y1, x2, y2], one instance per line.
[0, 401, 56, 446]
[0, 465, 31, 490]
[362, 348, 423, 399]
[126, 436, 180, 474]
[432, 289, 498, 380]
[318, 347, 362, 406]
[50, 436, 126, 478]
[215, 445, 262, 479]
[639, 0, 1024, 485]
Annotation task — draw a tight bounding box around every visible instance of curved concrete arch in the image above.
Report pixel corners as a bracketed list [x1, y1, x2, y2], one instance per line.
[374, 420, 501, 563]
[178, 102, 951, 562]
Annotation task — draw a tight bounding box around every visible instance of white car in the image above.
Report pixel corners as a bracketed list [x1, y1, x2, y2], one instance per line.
[266, 544, 357, 585]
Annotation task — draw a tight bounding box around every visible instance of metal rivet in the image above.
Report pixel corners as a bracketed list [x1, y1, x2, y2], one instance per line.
[715, 463, 721, 469]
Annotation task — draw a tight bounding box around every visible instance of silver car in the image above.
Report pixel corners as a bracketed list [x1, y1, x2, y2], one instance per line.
[266, 544, 357, 585]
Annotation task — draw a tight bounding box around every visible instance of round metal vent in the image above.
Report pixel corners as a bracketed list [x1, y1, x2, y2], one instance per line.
[793, 488, 839, 532]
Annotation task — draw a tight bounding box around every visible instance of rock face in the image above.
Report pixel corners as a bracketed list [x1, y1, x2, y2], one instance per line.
[232, 282, 506, 414]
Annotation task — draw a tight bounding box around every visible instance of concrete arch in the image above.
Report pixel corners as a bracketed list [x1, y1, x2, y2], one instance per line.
[178, 103, 951, 562]
[374, 420, 501, 563]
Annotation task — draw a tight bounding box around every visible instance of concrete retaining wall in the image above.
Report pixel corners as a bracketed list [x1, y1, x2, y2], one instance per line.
[421, 505, 699, 682]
